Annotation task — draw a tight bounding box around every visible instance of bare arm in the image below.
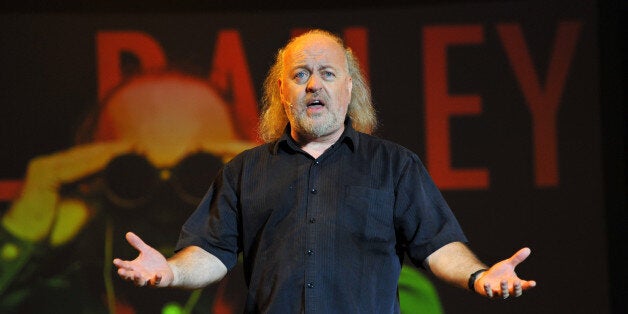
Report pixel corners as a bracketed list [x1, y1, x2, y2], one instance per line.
[168, 245, 227, 289]
[424, 242, 487, 289]
[113, 232, 227, 289]
[425, 242, 536, 298]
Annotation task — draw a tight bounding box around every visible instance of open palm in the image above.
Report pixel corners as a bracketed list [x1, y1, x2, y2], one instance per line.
[475, 247, 537, 298]
[112, 232, 174, 287]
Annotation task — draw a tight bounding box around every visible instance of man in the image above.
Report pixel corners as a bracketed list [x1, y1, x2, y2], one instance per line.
[114, 29, 536, 313]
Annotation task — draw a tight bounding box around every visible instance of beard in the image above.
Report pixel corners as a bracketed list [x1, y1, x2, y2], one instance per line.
[288, 103, 344, 138]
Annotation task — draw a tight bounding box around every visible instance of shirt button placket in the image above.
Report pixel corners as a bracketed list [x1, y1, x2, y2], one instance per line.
[305, 158, 320, 313]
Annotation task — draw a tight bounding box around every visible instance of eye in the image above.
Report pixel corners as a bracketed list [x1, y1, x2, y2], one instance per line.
[322, 70, 336, 80]
[293, 70, 309, 83]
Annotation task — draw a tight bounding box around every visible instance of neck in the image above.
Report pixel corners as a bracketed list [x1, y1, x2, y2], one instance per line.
[291, 125, 344, 159]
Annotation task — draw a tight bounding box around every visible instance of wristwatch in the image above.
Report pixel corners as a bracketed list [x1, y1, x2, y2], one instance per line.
[468, 269, 487, 292]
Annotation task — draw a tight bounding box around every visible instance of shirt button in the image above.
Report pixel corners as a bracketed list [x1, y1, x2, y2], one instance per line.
[307, 283, 314, 288]
[310, 188, 318, 194]
[306, 249, 314, 255]
[309, 218, 316, 223]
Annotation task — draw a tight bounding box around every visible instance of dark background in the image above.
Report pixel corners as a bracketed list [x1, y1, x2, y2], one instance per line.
[1, 0, 625, 313]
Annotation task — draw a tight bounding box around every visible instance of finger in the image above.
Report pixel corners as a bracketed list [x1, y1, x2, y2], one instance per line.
[146, 276, 157, 287]
[154, 275, 162, 285]
[51, 141, 133, 183]
[148, 273, 165, 287]
[514, 281, 523, 297]
[113, 259, 135, 271]
[133, 273, 149, 287]
[117, 265, 136, 275]
[117, 268, 132, 279]
[113, 258, 132, 268]
[136, 280, 149, 287]
[523, 280, 537, 289]
[484, 283, 493, 298]
[501, 280, 509, 299]
[508, 247, 531, 266]
[132, 274, 142, 286]
[125, 232, 149, 252]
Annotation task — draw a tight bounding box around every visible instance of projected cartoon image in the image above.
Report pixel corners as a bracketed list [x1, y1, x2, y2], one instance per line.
[1, 72, 256, 313]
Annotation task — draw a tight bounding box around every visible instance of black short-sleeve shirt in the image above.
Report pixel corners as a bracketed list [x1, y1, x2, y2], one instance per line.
[176, 122, 467, 313]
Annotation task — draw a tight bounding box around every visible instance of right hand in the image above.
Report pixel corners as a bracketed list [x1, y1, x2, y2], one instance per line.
[113, 232, 174, 288]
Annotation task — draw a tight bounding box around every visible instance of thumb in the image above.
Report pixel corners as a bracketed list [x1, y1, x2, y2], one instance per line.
[508, 247, 531, 266]
[125, 231, 150, 253]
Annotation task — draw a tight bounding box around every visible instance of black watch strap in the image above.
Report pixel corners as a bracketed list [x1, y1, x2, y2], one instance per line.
[468, 269, 488, 292]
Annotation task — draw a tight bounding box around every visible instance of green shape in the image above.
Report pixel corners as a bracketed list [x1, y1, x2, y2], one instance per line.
[398, 265, 443, 314]
[162, 302, 183, 314]
[1, 243, 19, 261]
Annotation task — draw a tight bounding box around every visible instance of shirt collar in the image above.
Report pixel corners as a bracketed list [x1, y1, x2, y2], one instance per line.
[272, 118, 359, 155]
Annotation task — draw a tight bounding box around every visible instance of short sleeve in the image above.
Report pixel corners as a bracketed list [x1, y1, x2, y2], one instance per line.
[175, 163, 241, 271]
[393, 154, 467, 267]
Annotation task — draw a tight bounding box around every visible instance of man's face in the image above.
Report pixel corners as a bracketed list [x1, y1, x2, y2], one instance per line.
[279, 33, 353, 140]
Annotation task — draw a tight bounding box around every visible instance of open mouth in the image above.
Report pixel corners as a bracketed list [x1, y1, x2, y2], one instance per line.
[307, 100, 325, 108]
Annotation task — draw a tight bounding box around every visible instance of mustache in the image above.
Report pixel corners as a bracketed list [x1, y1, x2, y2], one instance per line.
[304, 94, 328, 106]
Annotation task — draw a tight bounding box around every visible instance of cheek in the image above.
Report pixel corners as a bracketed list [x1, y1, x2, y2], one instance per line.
[282, 83, 303, 100]
[282, 101, 298, 122]
[338, 86, 352, 107]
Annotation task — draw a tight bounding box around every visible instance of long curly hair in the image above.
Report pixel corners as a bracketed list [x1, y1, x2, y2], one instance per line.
[258, 29, 377, 142]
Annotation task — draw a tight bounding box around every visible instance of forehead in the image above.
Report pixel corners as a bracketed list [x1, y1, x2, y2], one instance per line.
[97, 75, 236, 141]
[282, 34, 347, 69]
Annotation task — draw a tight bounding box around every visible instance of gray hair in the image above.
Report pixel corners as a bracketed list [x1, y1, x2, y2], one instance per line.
[258, 29, 377, 142]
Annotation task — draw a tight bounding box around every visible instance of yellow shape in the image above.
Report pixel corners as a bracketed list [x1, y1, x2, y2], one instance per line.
[160, 169, 172, 181]
[1, 243, 19, 261]
[49, 199, 90, 246]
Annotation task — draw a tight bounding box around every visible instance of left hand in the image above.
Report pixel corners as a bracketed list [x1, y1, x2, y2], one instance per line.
[474, 247, 537, 299]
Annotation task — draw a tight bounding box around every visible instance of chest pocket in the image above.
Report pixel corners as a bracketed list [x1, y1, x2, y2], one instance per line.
[343, 185, 395, 242]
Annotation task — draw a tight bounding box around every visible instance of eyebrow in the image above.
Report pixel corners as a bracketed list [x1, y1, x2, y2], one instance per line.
[290, 64, 339, 72]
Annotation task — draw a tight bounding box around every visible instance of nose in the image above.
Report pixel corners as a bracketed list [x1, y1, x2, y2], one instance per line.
[306, 73, 322, 93]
